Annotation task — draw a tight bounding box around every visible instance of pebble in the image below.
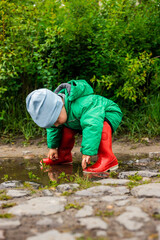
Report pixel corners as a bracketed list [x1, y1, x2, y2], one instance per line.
[26, 229, 75, 240]
[101, 195, 129, 202]
[94, 179, 130, 185]
[0, 219, 21, 229]
[149, 152, 160, 158]
[78, 217, 108, 230]
[75, 205, 93, 218]
[8, 197, 66, 216]
[56, 183, 79, 192]
[116, 206, 149, 231]
[42, 189, 54, 196]
[0, 230, 5, 239]
[75, 185, 113, 197]
[23, 155, 35, 160]
[131, 183, 160, 198]
[36, 217, 53, 226]
[24, 182, 41, 189]
[134, 158, 151, 166]
[115, 199, 130, 207]
[156, 225, 160, 240]
[22, 151, 32, 155]
[0, 181, 23, 189]
[96, 230, 107, 237]
[7, 189, 30, 198]
[119, 170, 158, 179]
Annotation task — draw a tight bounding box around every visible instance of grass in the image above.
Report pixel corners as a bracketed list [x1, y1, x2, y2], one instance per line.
[109, 171, 118, 178]
[127, 172, 152, 189]
[152, 214, 160, 220]
[0, 213, 14, 218]
[128, 172, 143, 181]
[28, 171, 40, 180]
[43, 171, 101, 192]
[65, 202, 83, 210]
[0, 194, 12, 200]
[96, 210, 114, 218]
[1, 202, 17, 209]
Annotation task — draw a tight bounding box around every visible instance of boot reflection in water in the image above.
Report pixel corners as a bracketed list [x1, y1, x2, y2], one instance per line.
[41, 127, 77, 166]
[83, 121, 118, 173]
[47, 165, 73, 182]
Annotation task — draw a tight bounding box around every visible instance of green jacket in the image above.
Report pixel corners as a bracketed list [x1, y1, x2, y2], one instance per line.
[47, 80, 122, 156]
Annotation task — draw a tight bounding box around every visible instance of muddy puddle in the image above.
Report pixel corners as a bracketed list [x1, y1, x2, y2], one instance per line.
[0, 154, 159, 186]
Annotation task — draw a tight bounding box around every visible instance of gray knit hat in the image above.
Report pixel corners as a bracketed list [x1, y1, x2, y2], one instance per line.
[26, 88, 63, 128]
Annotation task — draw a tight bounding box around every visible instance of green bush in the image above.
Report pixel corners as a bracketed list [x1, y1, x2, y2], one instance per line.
[0, 0, 160, 139]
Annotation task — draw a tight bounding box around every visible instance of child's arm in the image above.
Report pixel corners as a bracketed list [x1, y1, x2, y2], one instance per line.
[47, 125, 63, 149]
[80, 105, 105, 156]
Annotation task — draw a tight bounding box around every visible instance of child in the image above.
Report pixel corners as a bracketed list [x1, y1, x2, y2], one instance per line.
[26, 79, 122, 173]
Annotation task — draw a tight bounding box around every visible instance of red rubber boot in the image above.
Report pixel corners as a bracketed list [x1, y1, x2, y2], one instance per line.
[83, 121, 118, 173]
[41, 127, 77, 166]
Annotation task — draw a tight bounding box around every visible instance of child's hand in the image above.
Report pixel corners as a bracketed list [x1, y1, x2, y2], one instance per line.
[48, 148, 58, 160]
[82, 155, 91, 169]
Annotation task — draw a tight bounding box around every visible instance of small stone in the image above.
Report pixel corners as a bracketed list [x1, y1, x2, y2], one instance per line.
[116, 206, 149, 231]
[8, 197, 66, 216]
[106, 205, 114, 210]
[142, 177, 150, 181]
[24, 182, 41, 189]
[0, 219, 21, 229]
[101, 195, 128, 202]
[0, 201, 7, 207]
[115, 199, 130, 207]
[56, 217, 64, 224]
[36, 217, 53, 226]
[56, 183, 79, 192]
[109, 186, 129, 195]
[23, 154, 35, 160]
[94, 179, 130, 185]
[141, 137, 150, 143]
[0, 181, 23, 189]
[75, 205, 93, 218]
[7, 189, 30, 198]
[0, 230, 5, 239]
[156, 225, 160, 240]
[89, 198, 98, 202]
[134, 158, 151, 166]
[76, 185, 112, 197]
[119, 171, 158, 179]
[26, 230, 75, 240]
[73, 233, 83, 238]
[78, 217, 108, 230]
[42, 189, 54, 196]
[22, 151, 32, 155]
[96, 230, 107, 237]
[149, 152, 160, 158]
[131, 183, 160, 198]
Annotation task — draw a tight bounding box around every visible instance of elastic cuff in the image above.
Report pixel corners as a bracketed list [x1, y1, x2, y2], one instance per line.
[104, 118, 113, 133]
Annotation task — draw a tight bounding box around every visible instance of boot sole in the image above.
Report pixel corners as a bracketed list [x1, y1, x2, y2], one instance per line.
[83, 164, 118, 173]
[105, 164, 118, 172]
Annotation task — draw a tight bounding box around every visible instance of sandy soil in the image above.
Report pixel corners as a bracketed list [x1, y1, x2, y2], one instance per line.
[0, 137, 160, 159]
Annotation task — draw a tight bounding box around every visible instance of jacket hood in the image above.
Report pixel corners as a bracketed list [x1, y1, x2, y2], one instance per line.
[54, 80, 94, 101]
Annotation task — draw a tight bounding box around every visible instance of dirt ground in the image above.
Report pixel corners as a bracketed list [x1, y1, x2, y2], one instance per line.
[0, 137, 160, 159]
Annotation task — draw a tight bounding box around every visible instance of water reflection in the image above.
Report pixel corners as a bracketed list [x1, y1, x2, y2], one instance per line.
[83, 171, 110, 181]
[0, 154, 159, 186]
[46, 165, 73, 182]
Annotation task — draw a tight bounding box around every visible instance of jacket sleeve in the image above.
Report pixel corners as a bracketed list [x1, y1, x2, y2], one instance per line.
[46, 126, 62, 149]
[80, 106, 105, 156]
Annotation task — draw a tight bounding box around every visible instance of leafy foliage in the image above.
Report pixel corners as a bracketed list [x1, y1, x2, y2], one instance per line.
[0, 0, 160, 138]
